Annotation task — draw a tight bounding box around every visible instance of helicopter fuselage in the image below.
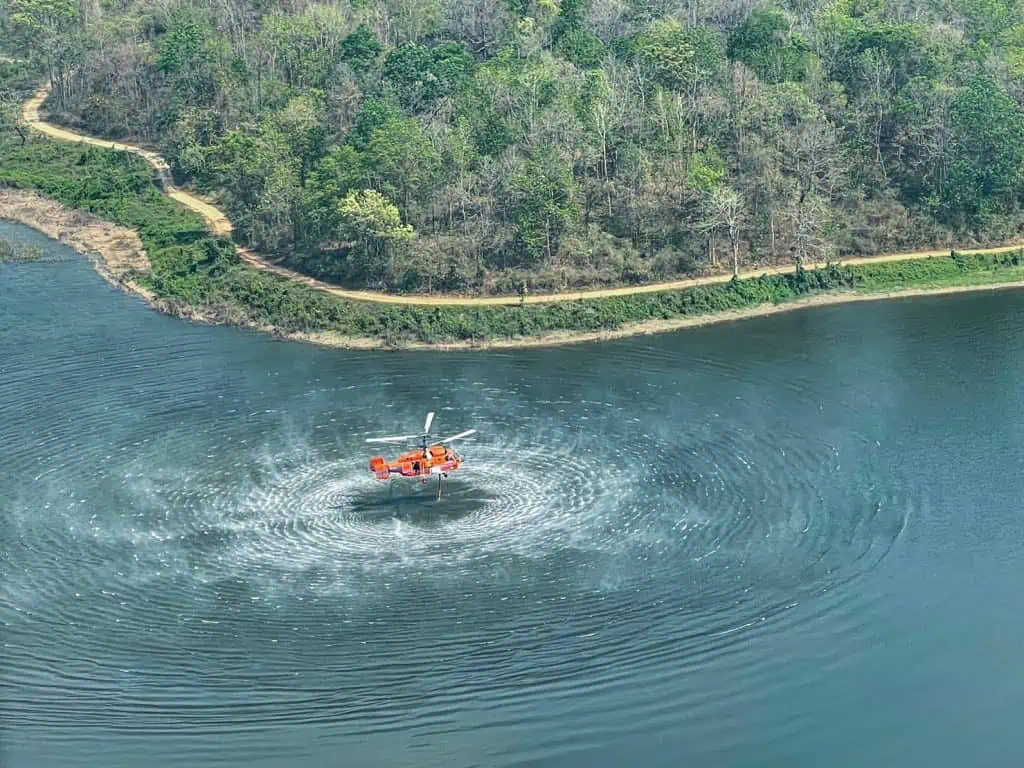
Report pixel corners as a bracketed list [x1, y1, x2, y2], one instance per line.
[369, 444, 462, 481]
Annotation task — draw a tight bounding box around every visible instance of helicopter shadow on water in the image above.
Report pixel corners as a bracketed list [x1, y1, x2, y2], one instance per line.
[335, 478, 499, 525]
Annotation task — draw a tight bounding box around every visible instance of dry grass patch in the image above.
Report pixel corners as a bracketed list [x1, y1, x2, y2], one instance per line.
[0, 187, 153, 297]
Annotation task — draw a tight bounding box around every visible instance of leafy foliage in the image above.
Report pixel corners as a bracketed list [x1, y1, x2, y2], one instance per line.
[5, 0, 1024, 295]
[3, 136, 1023, 346]
[727, 9, 811, 83]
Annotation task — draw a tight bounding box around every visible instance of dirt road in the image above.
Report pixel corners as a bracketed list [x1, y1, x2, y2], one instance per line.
[21, 83, 1024, 307]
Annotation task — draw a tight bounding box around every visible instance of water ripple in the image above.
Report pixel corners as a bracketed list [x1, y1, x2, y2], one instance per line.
[4, 397, 911, 742]
[0, 233, 933, 764]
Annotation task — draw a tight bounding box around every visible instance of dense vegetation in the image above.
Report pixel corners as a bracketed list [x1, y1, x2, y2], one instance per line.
[3, 136, 1024, 345]
[3, 0, 1024, 295]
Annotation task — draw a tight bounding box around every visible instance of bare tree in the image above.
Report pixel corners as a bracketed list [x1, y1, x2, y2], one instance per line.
[586, 0, 632, 43]
[785, 192, 833, 269]
[857, 48, 896, 182]
[697, 184, 747, 277]
[438, 0, 510, 57]
[386, 0, 442, 45]
[784, 114, 845, 206]
[725, 60, 761, 156]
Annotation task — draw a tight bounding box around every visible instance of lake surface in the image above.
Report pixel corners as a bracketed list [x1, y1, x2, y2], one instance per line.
[3, 220, 1024, 768]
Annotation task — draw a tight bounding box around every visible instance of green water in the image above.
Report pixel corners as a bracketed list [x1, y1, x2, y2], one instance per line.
[2, 222, 1024, 767]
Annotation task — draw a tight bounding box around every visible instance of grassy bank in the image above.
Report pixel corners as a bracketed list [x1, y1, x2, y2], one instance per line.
[3, 137, 1024, 348]
[0, 237, 54, 263]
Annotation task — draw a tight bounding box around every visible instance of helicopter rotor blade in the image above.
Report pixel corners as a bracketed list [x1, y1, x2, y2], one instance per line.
[365, 434, 419, 444]
[438, 429, 476, 443]
[423, 411, 435, 435]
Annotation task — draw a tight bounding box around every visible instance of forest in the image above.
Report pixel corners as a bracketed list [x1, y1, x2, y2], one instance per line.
[3, 0, 1024, 295]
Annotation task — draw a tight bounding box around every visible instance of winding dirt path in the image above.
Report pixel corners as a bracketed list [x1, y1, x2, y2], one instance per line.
[21, 83, 1024, 307]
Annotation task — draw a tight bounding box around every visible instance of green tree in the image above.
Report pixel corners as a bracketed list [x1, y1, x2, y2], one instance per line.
[954, 0, 1023, 45]
[157, 8, 220, 108]
[271, 91, 328, 185]
[688, 149, 726, 191]
[347, 98, 403, 151]
[0, 93, 29, 145]
[7, 0, 79, 108]
[382, 41, 476, 111]
[304, 146, 367, 244]
[510, 147, 579, 264]
[338, 189, 415, 279]
[207, 128, 302, 252]
[363, 117, 442, 215]
[163, 107, 223, 185]
[727, 8, 812, 84]
[341, 24, 382, 72]
[256, 6, 349, 90]
[939, 73, 1024, 226]
[556, 28, 607, 69]
[629, 19, 724, 92]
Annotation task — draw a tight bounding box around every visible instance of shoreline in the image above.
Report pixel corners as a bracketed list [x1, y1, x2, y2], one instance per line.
[0, 188, 155, 299]
[287, 281, 1024, 351]
[4, 188, 1024, 351]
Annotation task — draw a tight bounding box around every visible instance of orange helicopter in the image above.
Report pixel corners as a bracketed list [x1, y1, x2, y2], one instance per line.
[366, 411, 476, 499]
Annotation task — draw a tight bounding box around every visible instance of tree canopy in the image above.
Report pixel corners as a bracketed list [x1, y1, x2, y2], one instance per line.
[3, 0, 1024, 294]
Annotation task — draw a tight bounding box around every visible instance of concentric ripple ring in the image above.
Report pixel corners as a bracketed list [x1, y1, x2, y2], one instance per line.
[11, 226, 993, 768]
